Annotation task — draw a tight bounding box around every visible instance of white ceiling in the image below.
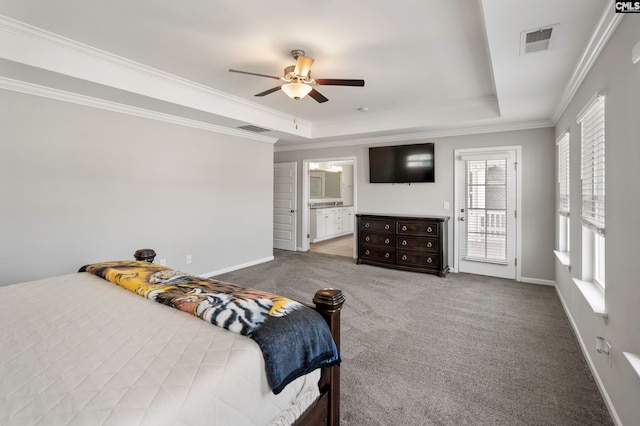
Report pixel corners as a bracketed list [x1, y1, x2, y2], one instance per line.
[0, 0, 610, 148]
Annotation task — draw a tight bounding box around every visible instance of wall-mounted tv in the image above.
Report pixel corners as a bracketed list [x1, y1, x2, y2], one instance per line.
[369, 143, 435, 183]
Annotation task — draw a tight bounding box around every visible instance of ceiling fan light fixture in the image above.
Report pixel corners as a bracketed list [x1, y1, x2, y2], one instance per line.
[281, 82, 312, 100]
[230, 52, 364, 103]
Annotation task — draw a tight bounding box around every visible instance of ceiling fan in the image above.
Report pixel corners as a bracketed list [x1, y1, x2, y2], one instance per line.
[229, 49, 365, 103]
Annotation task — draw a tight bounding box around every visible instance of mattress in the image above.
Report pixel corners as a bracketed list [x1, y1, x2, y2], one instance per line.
[0, 273, 320, 426]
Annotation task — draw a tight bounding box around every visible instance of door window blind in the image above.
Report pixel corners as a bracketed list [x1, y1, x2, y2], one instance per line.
[578, 94, 605, 235]
[557, 132, 570, 216]
[464, 159, 508, 263]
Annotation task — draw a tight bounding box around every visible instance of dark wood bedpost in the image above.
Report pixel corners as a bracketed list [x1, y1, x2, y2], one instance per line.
[313, 288, 345, 426]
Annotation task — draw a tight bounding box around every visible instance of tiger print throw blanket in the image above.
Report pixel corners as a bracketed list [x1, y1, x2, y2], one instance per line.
[79, 260, 340, 394]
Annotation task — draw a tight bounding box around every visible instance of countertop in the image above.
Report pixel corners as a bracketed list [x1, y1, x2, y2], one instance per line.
[310, 204, 353, 209]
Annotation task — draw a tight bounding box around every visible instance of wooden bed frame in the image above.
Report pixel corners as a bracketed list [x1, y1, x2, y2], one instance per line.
[293, 288, 345, 426]
[133, 251, 345, 425]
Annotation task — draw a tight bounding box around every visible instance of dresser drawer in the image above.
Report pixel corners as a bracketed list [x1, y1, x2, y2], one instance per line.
[360, 218, 394, 234]
[397, 250, 439, 269]
[360, 247, 396, 264]
[361, 232, 393, 247]
[396, 235, 439, 252]
[396, 220, 439, 236]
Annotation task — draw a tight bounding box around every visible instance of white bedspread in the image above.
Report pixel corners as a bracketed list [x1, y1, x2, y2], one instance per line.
[0, 273, 320, 426]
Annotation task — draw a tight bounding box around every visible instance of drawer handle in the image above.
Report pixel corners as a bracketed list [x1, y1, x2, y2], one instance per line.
[365, 223, 370, 228]
[385, 238, 390, 244]
[426, 226, 433, 232]
[426, 242, 433, 248]
[401, 240, 407, 246]
[401, 225, 407, 231]
[427, 257, 433, 263]
[402, 255, 407, 261]
[365, 236, 370, 242]
[365, 249, 370, 255]
[384, 253, 390, 258]
[385, 224, 390, 230]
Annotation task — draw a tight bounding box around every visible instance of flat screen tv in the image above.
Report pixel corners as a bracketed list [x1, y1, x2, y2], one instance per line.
[369, 143, 435, 183]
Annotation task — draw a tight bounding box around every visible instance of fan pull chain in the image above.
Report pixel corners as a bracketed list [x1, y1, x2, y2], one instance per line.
[294, 117, 298, 129]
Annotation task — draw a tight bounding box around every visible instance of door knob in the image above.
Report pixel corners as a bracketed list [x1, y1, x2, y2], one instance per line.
[290, 209, 295, 213]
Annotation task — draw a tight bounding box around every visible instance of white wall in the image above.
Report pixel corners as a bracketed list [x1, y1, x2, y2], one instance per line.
[0, 89, 274, 286]
[275, 126, 556, 281]
[554, 15, 640, 425]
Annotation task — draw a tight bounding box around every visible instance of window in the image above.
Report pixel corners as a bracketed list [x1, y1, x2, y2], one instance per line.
[578, 93, 605, 289]
[557, 132, 570, 254]
[594, 233, 605, 286]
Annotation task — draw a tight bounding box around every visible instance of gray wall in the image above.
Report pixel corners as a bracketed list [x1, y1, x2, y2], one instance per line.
[275, 127, 556, 281]
[554, 15, 640, 425]
[0, 89, 274, 286]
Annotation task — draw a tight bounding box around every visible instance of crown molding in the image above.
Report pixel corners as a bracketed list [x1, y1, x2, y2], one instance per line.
[0, 15, 308, 138]
[0, 76, 278, 144]
[551, 6, 623, 124]
[0, 14, 575, 146]
[275, 119, 552, 152]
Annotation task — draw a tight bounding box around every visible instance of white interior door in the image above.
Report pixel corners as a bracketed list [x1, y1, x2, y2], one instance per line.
[455, 148, 518, 279]
[273, 162, 297, 251]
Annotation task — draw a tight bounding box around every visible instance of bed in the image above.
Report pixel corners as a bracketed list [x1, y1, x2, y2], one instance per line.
[0, 260, 344, 426]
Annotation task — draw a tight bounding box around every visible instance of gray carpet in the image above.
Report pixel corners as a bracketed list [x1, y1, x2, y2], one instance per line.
[215, 250, 612, 426]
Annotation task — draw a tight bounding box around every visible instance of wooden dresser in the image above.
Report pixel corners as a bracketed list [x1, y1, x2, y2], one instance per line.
[356, 214, 450, 277]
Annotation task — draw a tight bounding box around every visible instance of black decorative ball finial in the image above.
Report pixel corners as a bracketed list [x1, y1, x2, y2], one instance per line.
[134, 248, 156, 262]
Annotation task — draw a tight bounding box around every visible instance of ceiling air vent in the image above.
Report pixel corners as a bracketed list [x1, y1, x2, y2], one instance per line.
[237, 124, 271, 133]
[520, 25, 556, 55]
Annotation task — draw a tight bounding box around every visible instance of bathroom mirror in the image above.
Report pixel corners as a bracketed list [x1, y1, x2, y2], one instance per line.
[310, 170, 341, 199]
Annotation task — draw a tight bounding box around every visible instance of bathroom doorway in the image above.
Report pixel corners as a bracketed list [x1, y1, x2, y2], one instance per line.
[301, 157, 357, 258]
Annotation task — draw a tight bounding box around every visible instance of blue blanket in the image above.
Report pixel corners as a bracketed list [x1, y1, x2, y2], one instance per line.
[79, 260, 340, 394]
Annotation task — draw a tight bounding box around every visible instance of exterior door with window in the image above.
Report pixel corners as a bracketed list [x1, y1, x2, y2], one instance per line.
[455, 149, 518, 279]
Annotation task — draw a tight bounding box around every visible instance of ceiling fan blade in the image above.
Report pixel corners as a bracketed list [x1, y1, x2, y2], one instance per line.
[229, 69, 282, 80]
[308, 88, 329, 103]
[255, 86, 282, 97]
[294, 55, 314, 78]
[316, 79, 365, 87]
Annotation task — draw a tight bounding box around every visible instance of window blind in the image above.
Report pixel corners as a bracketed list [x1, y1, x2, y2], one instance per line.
[557, 132, 570, 217]
[464, 159, 508, 263]
[578, 94, 605, 235]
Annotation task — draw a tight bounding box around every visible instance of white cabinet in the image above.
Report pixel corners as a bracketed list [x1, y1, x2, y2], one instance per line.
[311, 206, 355, 242]
[324, 209, 336, 237]
[343, 207, 355, 233]
[333, 208, 343, 234]
[311, 208, 334, 241]
[341, 165, 354, 206]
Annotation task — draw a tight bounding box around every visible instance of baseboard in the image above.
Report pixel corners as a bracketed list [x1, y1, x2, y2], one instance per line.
[310, 231, 352, 244]
[447, 270, 553, 285]
[554, 286, 622, 425]
[200, 256, 274, 278]
[520, 276, 555, 286]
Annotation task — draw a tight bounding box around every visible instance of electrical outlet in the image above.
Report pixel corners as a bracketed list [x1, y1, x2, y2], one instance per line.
[443, 201, 450, 210]
[186, 255, 192, 264]
[159, 259, 167, 266]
